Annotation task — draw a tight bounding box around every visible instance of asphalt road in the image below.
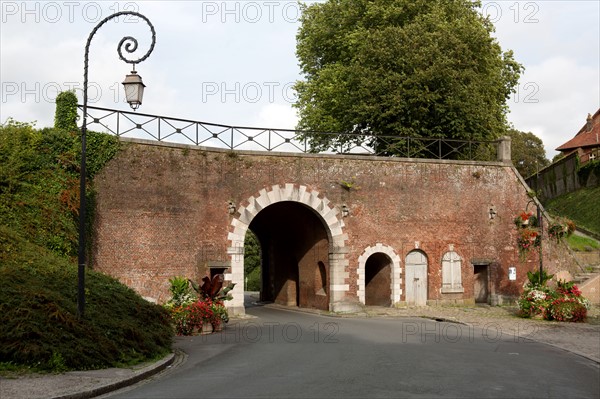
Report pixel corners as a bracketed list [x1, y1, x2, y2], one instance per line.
[107, 304, 600, 398]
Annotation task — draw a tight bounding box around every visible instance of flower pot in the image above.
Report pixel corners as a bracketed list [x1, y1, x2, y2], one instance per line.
[212, 322, 223, 332]
[200, 322, 213, 335]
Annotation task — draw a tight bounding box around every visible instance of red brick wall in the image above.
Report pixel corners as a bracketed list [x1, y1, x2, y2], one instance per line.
[91, 139, 577, 306]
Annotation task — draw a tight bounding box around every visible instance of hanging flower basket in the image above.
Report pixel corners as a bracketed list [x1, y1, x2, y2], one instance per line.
[515, 209, 541, 262]
[548, 217, 575, 242]
[514, 211, 537, 228]
[518, 227, 540, 249]
[517, 227, 541, 261]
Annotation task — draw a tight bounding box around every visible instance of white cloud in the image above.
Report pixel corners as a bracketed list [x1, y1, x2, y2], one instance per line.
[507, 56, 599, 157]
[253, 103, 298, 129]
[483, 1, 600, 159]
[1, 0, 598, 164]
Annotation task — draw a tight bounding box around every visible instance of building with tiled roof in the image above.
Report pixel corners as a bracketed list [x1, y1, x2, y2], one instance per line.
[556, 108, 600, 164]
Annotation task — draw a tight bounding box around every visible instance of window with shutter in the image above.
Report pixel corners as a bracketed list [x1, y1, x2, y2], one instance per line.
[441, 251, 463, 293]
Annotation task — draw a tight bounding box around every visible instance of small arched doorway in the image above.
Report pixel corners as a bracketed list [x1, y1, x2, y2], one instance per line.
[405, 250, 428, 306]
[364, 253, 392, 306]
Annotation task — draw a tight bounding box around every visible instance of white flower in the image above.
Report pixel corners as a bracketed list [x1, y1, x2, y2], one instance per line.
[528, 289, 546, 301]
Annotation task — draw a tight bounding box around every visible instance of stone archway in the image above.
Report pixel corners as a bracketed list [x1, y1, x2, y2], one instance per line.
[249, 201, 330, 310]
[226, 184, 351, 315]
[357, 244, 402, 306]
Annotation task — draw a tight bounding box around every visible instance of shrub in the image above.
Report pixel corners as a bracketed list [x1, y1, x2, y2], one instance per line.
[518, 278, 589, 322]
[246, 266, 261, 291]
[550, 298, 587, 322]
[170, 305, 194, 336]
[518, 288, 552, 318]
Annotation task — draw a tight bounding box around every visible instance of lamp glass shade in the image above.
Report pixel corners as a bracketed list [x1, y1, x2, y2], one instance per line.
[122, 71, 145, 110]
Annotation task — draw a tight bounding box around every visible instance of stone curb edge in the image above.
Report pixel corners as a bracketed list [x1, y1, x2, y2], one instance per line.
[51, 352, 176, 399]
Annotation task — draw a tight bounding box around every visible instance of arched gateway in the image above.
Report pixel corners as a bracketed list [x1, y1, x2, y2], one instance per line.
[226, 184, 355, 315]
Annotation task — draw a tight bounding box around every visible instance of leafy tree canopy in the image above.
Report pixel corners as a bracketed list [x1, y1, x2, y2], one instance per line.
[294, 0, 523, 153]
[506, 128, 549, 178]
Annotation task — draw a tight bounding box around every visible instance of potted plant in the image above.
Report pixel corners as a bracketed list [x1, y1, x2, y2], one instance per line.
[210, 301, 229, 331]
[189, 274, 235, 332]
[164, 275, 235, 335]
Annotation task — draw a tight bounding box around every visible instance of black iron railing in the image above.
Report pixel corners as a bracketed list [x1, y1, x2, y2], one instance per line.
[79, 105, 499, 161]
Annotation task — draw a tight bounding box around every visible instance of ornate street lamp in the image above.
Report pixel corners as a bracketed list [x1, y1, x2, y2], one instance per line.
[78, 11, 156, 318]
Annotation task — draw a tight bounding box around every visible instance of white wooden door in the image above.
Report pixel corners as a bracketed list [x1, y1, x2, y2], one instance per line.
[405, 251, 428, 306]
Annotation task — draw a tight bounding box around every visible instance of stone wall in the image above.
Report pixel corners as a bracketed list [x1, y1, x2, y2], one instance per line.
[91, 138, 578, 313]
[526, 152, 599, 201]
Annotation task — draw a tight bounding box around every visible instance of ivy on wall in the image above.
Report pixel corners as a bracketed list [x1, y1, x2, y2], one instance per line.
[54, 91, 79, 132]
[0, 93, 120, 259]
[577, 159, 600, 187]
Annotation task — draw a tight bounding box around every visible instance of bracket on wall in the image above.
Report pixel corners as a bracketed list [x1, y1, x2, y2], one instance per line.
[228, 200, 236, 214]
[341, 204, 350, 217]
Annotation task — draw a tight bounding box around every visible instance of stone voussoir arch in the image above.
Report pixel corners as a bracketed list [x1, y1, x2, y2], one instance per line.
[357, 243, 402, 305]
[225, 183, 350, 315]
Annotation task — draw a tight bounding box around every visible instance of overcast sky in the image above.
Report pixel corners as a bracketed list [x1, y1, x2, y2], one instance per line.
[1, 1, 598, 158]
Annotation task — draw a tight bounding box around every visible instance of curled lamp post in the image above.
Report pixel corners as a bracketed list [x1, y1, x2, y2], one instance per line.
[525, 198, 544, 278]
[78, 11, 156, 318]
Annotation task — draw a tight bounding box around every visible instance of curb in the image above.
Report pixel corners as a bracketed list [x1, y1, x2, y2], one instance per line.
[51, 352, 177, 399]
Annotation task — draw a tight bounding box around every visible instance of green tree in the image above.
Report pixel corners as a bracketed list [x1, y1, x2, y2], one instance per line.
[294, 0, 523, 154]
[506, 129, 549, 178]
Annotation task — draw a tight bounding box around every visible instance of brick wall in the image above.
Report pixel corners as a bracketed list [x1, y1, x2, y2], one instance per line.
[91, 139, 578, 312]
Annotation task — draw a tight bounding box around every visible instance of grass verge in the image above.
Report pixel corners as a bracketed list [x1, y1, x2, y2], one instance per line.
[0, 222, 173, 373]
[545, 185, 600, 237]
[566, 234, 600, 252]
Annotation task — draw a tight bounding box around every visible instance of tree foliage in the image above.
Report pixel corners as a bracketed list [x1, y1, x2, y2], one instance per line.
[506, 128, 549, 178]
[54, 91, 79, 132]
[244, 229, 261, 291]
[294, 0, 523, 153]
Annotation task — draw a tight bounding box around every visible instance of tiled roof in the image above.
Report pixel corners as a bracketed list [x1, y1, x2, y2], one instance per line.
[556, 108, 600, 151]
